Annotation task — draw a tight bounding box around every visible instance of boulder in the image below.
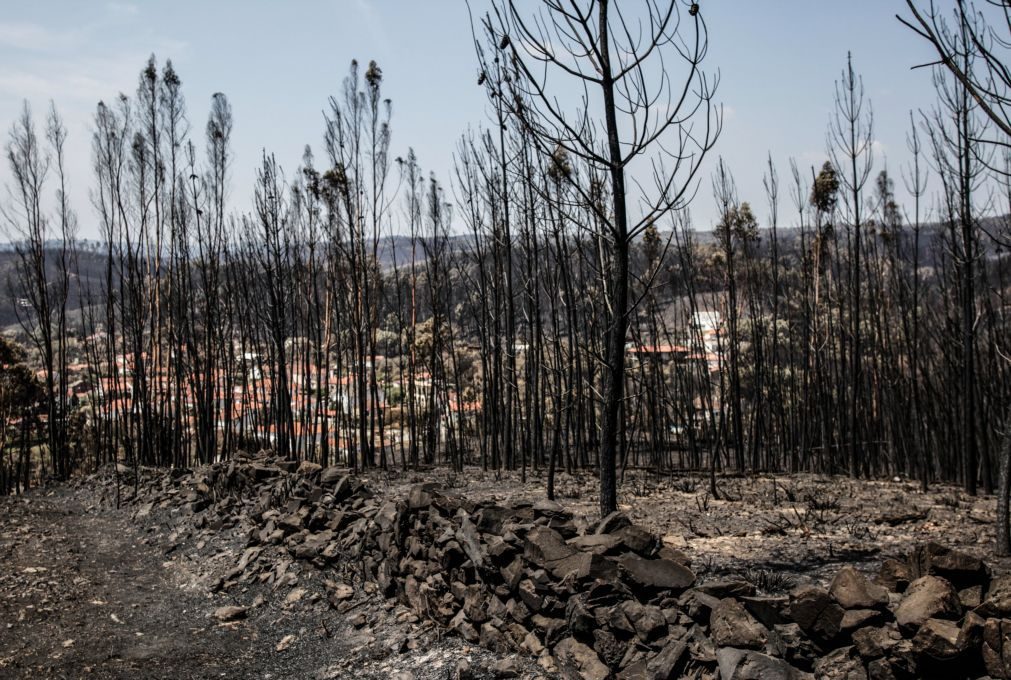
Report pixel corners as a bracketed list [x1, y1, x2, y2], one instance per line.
[831, 566, 889, 610]
[911, 618, 962, 660]
[788, 586, 844, 640]
[524, 526, 577, 567]
[909, 543, 986, 589]
[596, 511, 633, 535]
[716, 647, 811, 680]
[852, 626, 899, 660]
[568, 533, 623, 555]
[618, 555, 695, 593]
[812, 646, 868, 680]
[619, 601, 667, 643]
[546, 551, 618, 582]
[977, 573, 1011, 617]
[983, 618, 1011, 679]
[554, 637, 610, 680]
[876, 559, 912, 593]
[894, 575, 961, 632]
[710, 598, 769, 650]
[644, 638, 688, 679]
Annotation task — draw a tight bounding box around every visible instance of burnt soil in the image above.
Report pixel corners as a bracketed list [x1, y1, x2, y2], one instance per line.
[1, 467, 1007, 679]
[0, 482, 542, 679]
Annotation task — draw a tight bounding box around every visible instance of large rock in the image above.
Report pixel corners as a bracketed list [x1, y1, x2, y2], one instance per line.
[813, 646, 867, 680]
[554, 637, 610, 680]
[852, 625, 900, 660]
[978, 574, 1011, 617]
[894, 575, 961, 632]
[788, 586, 844, 640]
[618, 601, 667, 643]
[983, 618, 1011, 679]
[596, 511, 632, 535]
[909, 543, 987, 588]
[831, 566, 889, 610]
[644, 638, 688, 679]
[618, 555, 695, 593]
[568, 533, 623, 555]
[524, 526, 577, 567]
[715, 647, 811, 680]
[546, 551, 618, 582]
[710, 598, 769, 650]
[911, 618, 963, 660]
[876, 559, 912, 593]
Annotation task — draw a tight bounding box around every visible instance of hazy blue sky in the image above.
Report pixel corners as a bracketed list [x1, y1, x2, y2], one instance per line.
[0, 1, 942, 238]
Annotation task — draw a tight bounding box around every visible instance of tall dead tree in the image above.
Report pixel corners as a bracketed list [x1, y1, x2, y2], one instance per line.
[828, 52, 874, 479]
[475, 0, 719, 517]
[3, 102, 77, 480]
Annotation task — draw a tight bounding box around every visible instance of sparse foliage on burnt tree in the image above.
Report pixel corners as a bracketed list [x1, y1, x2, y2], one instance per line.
[472, 0, 720, 516]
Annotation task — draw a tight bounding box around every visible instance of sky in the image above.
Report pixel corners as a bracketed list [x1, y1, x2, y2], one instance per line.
[0, 1, 943, 240]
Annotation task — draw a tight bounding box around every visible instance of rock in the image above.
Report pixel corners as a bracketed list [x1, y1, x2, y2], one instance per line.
[455, 516, 486, 568]
[480, 621, 512, 654]
[613, 525, 657, 556]
[275, 634, 296, 652]
[876, 559, 912, 593]
[568, 534, 623, 555]
[983, 618, 1011, 679]
[710, 598, 769, 650]
[596, 511, 632, 535]
[524, 526, 577, 567]
[455, 659, 473, 680]
[831, 566, 889, 609]
[518, 579, 544, 612]
[866, 658, 898, 680]
[566, 597, 596, 639]
[490, 657, 521, 678]
[978, 573, 1011, 617]
[911, 618, 962, 660]
[852, 626, 899, 660]
[894, 575, 961, 632]
[284, 587, 305, 605]
[618, 555, 695, 593]
[619, 601, 667, 643]
[696, 579, 757, 599]
[554, 637, 610, 680]
[909, 543, 986, 588]
[644, 638, 688, 679]
[319, 466, 344, 486]
[592, 628, 626, 668]
[788, 586, 844, 640]
[959, 584, 983, 609]
[841, 608, 883, 631]
[813, 646, 867, 680]
[715, 647, 811, 680]
[533, 498, 565, 517]
[546, 551, 618, 582]
[328, 581, 354, 601]
[212, 605, 247, 622]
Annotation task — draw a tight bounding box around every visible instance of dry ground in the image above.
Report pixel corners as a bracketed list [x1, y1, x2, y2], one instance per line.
[0, 483, 545, 679]
[0, 466, 1003, 679]
[366, 466, 1008, 587]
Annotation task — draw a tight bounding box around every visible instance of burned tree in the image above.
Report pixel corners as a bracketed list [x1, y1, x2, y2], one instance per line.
[475, 0, 720, 516]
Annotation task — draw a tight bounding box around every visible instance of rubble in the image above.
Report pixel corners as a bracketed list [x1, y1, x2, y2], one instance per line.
[104, 454, 1011, 679]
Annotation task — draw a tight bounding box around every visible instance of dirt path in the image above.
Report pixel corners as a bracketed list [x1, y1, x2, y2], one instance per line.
[0, 487, 293, 678]
[0, 484, 547, 680]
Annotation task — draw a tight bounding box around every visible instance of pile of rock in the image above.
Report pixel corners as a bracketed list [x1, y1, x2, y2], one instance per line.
[112, 455, 1011, 679]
